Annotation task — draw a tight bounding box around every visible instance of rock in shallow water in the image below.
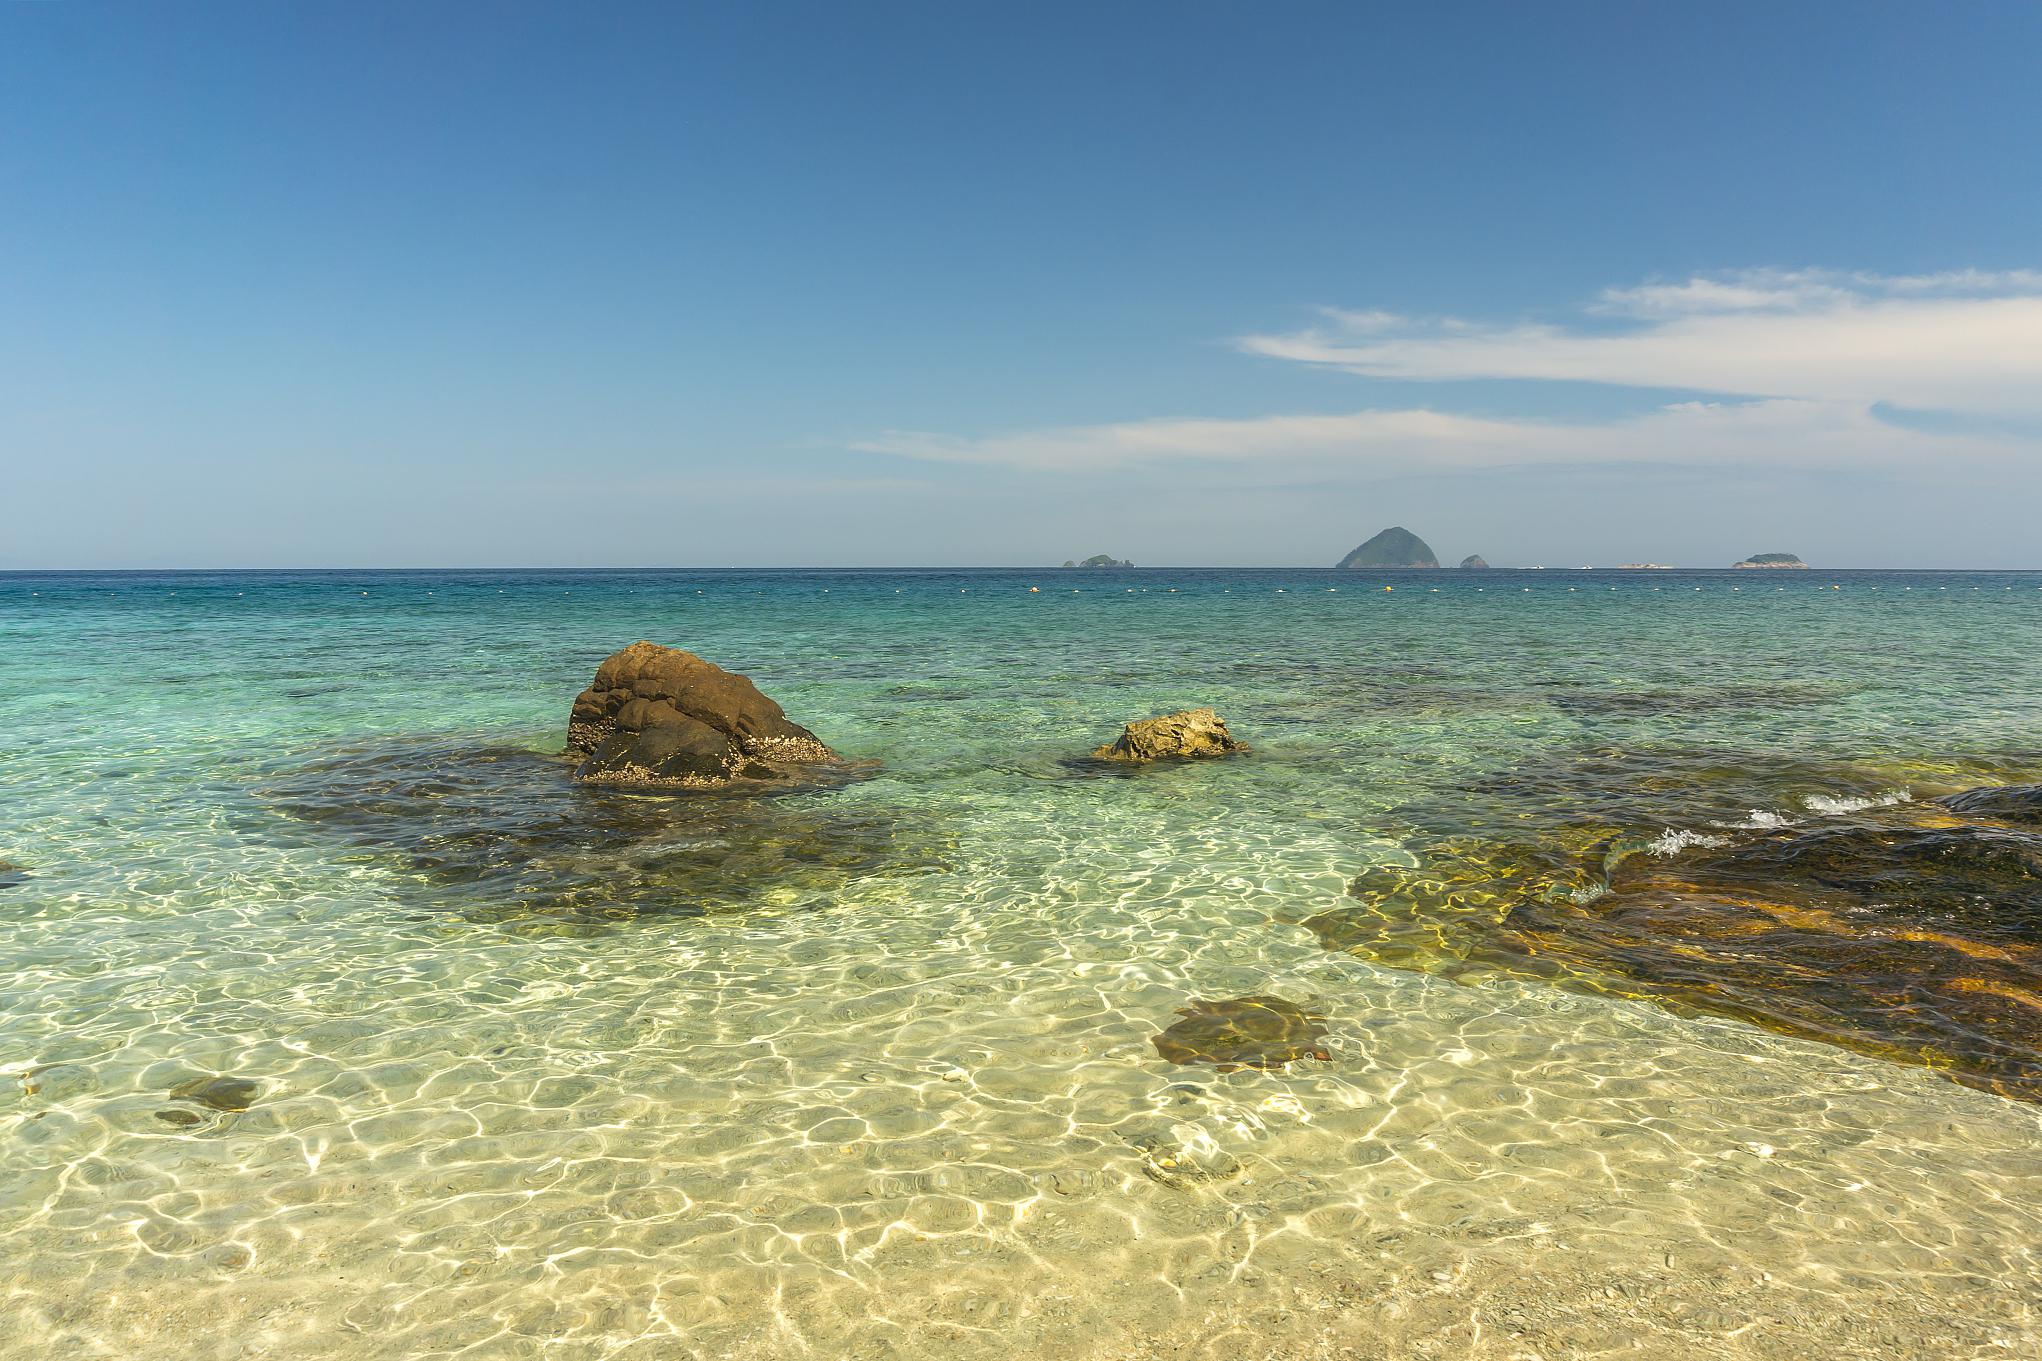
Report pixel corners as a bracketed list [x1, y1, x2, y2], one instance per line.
[1465, 787, 2042, 1102]
[1152, 996, 1331, 1072]
[1128, 1125, 1242, 1189]
[261, 740, 931, 924]
[569, 641, 837, 788]
[1091, 708, 1246, 762]
[169, 1074, 262, 1112]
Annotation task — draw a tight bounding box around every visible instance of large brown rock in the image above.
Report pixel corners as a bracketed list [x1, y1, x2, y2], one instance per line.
[567, 642, 836, 788]
[1091, 707, 1246, 762]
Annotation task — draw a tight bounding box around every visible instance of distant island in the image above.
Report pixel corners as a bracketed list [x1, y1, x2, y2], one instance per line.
[1733, 552, 1809, 569]
[1458, 554, 1490, 569]
[1062, 554, 1133, 568]
[1336, 526, 1438, 569]
[1619, 563, 1675, 569]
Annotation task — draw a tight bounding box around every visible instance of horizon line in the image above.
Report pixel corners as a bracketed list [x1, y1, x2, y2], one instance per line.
[5, 564, 2041, 575]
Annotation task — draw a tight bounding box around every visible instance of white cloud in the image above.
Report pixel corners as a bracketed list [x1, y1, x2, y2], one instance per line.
[854, 268, 2042, 482]
[1240, 269, 2042, 418]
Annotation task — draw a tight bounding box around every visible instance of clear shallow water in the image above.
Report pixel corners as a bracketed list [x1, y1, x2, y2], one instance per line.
[2, 567, 2039, 1359]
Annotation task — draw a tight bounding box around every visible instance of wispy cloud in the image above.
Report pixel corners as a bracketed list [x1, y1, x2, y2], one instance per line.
[857, 397, 2028, 475]
[1590, 267, 2042, 317]
[1240, 269, 2042, 418]
[856, 268, 2042, 479]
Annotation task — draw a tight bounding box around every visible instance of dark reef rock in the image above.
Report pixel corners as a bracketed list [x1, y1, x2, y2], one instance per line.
[1091, 707, 1246, 762]
[1936, 784, 2042, 827]
[1064, 554, 1133, 568]
[1305, 768, 2042, 1104]
[0, 859, 25, 889]
[569, 642, 837, 788]
[1458, 555, 1490, 569]
[262, 740, 927, 926]
[1152, 996, 1331, 1073]
[1733, 552, 1809, 568]
[1472, 797, 2042, 1103]
[1336, 526, 1438, 569]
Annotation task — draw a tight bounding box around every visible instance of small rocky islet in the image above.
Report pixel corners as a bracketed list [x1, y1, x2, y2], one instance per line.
[1336, 525, 1439, 569]
[1336, 525, 1491, 569]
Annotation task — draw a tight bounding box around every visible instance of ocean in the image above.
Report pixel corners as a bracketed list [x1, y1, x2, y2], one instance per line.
[3, 567, 2039, 1359]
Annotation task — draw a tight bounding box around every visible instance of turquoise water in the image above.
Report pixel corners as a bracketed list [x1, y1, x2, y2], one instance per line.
[3, 568, 2040, 1359]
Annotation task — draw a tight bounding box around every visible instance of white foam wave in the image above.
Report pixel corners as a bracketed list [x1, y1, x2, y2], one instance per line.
[1802, 790, 1911, 816]
[1722, 810, 1795, 830]
[1647, 828, 1731, 857]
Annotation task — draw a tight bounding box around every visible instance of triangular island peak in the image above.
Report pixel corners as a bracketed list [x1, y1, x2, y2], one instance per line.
[1335, 526, 1439, 569]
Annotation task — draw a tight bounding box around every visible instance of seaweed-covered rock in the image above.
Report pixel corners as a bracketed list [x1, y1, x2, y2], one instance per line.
[1477, 809, 2042, 1102]
[1091, 707, 1246, 762]
[568, 642, 836, 788]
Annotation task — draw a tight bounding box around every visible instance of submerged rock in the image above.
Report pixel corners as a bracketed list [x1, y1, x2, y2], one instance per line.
[0, 859, 25, 889]
[1128, 1125, 1243, 1189]
[169, 1074, 261, 1112]
[17, 1063, 94, 1101]
[1091, 708, 1246, 762]
[1152, 996, 1331, 1073]
[262, 740, 928, 925]
[569, 642, 837, 788]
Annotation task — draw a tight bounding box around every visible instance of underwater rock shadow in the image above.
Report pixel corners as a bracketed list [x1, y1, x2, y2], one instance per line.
[256, 738, 947, 927]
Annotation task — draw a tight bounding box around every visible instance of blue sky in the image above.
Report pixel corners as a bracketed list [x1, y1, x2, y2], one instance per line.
[4, 2, 2040, 567]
